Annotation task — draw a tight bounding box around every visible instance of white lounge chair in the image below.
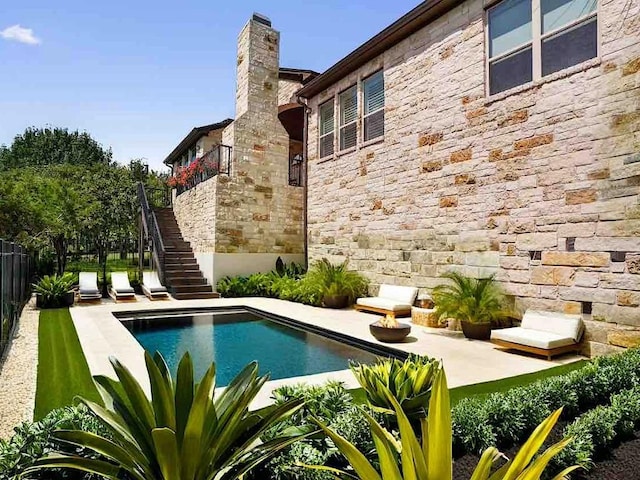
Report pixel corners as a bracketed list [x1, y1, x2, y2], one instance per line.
[78, 272, 101, 301]
[491, 310, 584, 360]
[109, 272, 136, 301]
[142, 271, 169, 300]
[355, 284, 419, 319]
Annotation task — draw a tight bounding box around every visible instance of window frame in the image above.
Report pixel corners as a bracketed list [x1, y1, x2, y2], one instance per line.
[338, 84, 358, 152]
[362, 70, 385, 143]
[318, 98, 336, 160]
[485, 0, 600, 97]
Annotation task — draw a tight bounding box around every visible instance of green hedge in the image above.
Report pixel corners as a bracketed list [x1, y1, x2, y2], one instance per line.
[552, 385, 640, 473]
[452, 348, 640, 455]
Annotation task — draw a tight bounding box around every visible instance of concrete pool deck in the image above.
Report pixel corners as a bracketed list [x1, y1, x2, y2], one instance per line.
[70, 297, 584, 407]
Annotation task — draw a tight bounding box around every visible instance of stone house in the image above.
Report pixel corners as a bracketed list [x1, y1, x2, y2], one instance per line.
[163, 14, 317, 286]
[295, 0, 640, 354]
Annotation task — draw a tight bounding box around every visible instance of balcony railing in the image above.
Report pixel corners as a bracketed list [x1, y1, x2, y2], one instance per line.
[173, 144, 232, 196]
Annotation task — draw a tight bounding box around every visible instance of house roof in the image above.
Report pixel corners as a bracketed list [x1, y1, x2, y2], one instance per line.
[278, 67, 320, 84]
[163, 118, 233, 165]
[296, 0, 465, 99]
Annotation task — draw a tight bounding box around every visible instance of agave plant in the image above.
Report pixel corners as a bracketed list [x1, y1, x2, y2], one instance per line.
[350, 355, 440, 420]
[28, 352, 310, 480]
[431, 272, 508, 324]
[309, 368, 579, 480]
[33, 272, 76, 308]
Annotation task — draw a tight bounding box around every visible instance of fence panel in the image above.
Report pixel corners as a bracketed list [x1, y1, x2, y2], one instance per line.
[0, 239, 32, 359]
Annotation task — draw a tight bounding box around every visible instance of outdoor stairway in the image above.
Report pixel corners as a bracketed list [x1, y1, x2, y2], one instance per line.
[153, 208, 219, 300]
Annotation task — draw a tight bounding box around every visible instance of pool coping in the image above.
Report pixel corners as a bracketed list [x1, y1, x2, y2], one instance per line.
[70, 297, 585, 409]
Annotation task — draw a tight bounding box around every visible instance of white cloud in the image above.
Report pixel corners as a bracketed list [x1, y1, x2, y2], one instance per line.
[1, 24, 41, 45]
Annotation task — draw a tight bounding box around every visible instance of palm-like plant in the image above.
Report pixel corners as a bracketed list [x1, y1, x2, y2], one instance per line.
[305, 258, 368, 304]
[431, 272, 507, 324]
[350, 356, 441, 420]
[28, 352, 309, 480]
[309, 368, 579, 480]
[33, 272, 76, 307]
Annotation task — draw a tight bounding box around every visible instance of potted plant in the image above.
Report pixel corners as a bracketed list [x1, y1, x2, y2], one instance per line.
[431, 272, 507, 340]
[33, 273, 76, 309]
[305, 258, 368, 309]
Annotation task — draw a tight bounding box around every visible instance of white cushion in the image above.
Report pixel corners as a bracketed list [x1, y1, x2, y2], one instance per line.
[491, 327, 576, 350]
[356, 297, 412, 312]
[377, 285, 418, 304]
[521, 310, 584, 342]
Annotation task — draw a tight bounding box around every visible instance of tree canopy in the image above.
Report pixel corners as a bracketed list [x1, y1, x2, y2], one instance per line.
[0, 127, 112, 171]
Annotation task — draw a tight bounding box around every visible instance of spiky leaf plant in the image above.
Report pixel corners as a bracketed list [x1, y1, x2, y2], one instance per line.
[28, 352, 310, 480]
[304, 258, 368, 304]
[307, 368, 580, 480]
[350, 355, 441, 420]
[431, 272, 508, 324]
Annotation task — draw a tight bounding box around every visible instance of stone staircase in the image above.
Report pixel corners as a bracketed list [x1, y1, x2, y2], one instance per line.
[153, 208, 219, 300]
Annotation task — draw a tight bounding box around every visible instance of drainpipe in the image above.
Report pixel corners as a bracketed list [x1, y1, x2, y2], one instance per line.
[296, 95, 311, 270]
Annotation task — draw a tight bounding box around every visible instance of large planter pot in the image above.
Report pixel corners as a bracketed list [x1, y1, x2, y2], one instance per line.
[323, 295, 349, 309]
[36, 291, 75, 309]
[461, 320, 492, 340]
[62, 291, 75, 307]
[370, 321, 411, 343]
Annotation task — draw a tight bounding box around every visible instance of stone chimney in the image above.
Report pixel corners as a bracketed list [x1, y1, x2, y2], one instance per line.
[235, 13, 280, 120]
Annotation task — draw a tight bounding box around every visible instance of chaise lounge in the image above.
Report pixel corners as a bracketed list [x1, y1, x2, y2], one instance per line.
[78, 272, 102, 302]
[355, 284, 419, 319]
[491, 310, 584, 360]
[141, 271, 169, 300]
[109, 272, 137, 302]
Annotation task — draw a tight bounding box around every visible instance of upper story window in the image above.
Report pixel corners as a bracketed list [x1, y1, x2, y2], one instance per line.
[487, 0, 598, 95]
[318, 71, 385, 159]
[339, 86, 358, 151]
[363, 71, 385, 142]
[319, 100, 335, 159]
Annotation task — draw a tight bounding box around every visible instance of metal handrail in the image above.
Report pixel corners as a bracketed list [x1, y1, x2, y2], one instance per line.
[175, 144, 232, 195]
[137, 183, 167, 285]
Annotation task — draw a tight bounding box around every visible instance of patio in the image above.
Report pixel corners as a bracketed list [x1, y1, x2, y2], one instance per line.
[70, 296, 584, 408]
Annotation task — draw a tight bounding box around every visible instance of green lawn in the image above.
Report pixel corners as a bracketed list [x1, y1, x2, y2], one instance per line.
[448, 360, 587, 406]
[349, 359, 587, 407]
[35, 308, 101, 420]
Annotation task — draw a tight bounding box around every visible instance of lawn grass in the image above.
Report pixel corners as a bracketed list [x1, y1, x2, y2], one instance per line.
[35, 308, 101, 420]
[448, 359, 587, 406]
[348, 359, 587, 407]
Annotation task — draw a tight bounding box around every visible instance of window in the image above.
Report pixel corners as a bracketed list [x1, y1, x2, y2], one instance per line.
[487, 0, 598, 95]
[363, 71, 385, 141]
[339, 86, 358, 151]
[319, 100, 334, 158]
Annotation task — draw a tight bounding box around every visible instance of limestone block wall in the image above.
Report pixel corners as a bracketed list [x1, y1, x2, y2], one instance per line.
[278, 79, 303, 105]
[305, 0, 640, 354]
[173, 177, 217, 252]
[215, 18, 304, 255]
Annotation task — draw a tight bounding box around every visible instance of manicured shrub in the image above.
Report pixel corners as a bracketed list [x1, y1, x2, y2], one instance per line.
[256, 381, 378, 480]
[552, 386, 640, 474]
[452, 348, 640, 457]
[0, 405, 108, 480]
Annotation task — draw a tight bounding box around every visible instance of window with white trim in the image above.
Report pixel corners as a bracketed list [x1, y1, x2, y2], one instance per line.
[363, 71, 385, 141]
[339, 85, 358, 151]
[319, 100, 334, 159]
[487, 0, 598, 95]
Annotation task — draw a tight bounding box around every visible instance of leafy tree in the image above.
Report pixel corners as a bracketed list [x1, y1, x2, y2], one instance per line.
[0, 127, 112, 171]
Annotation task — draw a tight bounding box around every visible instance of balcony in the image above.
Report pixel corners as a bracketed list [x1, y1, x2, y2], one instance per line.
[170, 144, 232, 195]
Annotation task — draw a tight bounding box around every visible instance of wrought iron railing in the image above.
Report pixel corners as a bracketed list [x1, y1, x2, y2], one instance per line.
[175, 144, 232, 196]
[145, 186, 171, 209]
[289, 154, 303, 187]
[137, 183, 167, 285]
[1, 239, 31, 360]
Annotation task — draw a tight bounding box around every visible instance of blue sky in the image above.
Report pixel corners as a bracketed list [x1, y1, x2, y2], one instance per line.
[0, 0, 420, 171]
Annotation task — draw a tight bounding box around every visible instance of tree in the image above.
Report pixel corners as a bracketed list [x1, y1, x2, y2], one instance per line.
[0, 127, 112, 171]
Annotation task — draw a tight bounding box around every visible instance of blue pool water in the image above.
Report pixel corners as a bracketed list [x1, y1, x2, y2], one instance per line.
[125, 312, 380, 385]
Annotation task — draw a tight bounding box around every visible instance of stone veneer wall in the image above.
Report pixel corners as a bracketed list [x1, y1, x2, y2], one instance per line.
[305, 0, 640, 355]
[173, 175, 217, 252]
[278, 79, 303, 105]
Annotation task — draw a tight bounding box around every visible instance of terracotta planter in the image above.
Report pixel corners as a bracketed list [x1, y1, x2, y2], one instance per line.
[370, 321, 411, 343]
[461, 320, 492, 340]
[322, 295, 349, 309]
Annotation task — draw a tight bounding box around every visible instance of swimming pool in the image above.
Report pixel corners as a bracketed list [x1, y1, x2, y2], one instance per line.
[120, 308, 404, 385]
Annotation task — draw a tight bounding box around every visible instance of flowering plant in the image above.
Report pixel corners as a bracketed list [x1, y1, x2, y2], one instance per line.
[166, 154, 220, 189]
